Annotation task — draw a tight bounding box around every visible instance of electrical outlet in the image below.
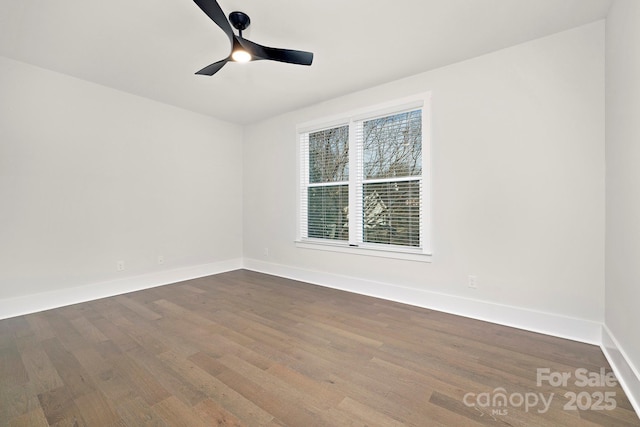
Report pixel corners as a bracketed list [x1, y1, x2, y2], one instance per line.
[117, 261, 125, 271]
[263, 247, 269, 256]
[157, 255, 164, 265]
[468, 275, 478, 289]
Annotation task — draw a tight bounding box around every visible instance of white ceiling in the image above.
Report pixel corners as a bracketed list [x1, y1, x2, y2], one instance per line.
[0, 0, 611, 125]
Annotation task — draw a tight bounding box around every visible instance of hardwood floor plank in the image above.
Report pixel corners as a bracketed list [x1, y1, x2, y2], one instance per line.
[25, 314, 57, 342]
[127, 346, 206, 406]
[178, 284, 207, 294]
[37, 386, 87, 427]
[20, 345, 65, 394]
[152, 396, 209, 427]
[3, 316, 34, 340]
[578, 406, 640, 427]
[41, 313, 88, 353]
[160, 350, 276, 425]
[114, 396, 168, 427]
[74, 391, 121, 426]
[187, 351, 229, 376]
[107, 314, 170, 355]
[265, 363, 344, 408]
[315, 358, 431, 425]
[215, 366, 322, 426]
[1, 383, 42, 423]
[0, 344, 29, 388]
[152, 299, 220, 331]
[71, 346, 135, 403]
[108, 353, 171, 406]
[40, 338, 96, 399]
[217, 353, 373, 427]
[338, 396, 406, 427]
[150, 317, 204, 357]
[114, 295, 163, 321]
[8, 406, 49, 427]
[192, 398, 245, 426]
[69, 316, 109, 344]
[88, 316, 141, 353]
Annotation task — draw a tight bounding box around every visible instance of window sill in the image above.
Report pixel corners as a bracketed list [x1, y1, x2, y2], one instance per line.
[295, 240, 432, 262]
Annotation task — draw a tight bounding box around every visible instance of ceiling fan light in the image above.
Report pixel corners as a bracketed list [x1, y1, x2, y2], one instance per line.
[231, 49, 251, 63]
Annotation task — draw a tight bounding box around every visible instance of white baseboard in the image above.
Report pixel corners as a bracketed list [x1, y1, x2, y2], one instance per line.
[243, 258, 602, 345]
[601, 325, 640, 416]
[0, 258, 243, 320]
[0, 256, 603, 345]
[1, 258, 601, 344]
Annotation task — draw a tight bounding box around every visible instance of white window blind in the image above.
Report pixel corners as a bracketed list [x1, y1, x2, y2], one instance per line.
[298, 94, 430, 257]
[302, 125, 349, 241]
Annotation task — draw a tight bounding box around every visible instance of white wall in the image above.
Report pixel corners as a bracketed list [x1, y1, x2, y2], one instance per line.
[604, 0, 640, 409]
[243, 22, 605, 336]
[0, 56, 243, 303]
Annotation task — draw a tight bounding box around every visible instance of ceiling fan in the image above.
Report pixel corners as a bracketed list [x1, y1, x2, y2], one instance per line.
[193, 0, 314, 76]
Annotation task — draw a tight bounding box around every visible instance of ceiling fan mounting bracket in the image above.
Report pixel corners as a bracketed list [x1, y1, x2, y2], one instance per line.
[229, 11, 251, 32]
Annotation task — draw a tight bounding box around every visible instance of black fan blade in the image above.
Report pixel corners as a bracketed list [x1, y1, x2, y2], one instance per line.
[238, 38, 313, 66]
[262, 46, 313, 66]
[193, 0, 234, 45]
[196, 58, 229, 76]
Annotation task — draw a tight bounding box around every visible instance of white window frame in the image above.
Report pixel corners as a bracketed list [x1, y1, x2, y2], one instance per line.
[296, 93, 432, 262]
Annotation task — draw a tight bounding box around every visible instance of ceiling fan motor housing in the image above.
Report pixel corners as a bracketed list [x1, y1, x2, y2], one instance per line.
[229, 11, 251, 32]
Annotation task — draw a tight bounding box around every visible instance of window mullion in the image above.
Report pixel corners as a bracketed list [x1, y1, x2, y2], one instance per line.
[348, 120, 361, 246]
[299, 133, 309, 240]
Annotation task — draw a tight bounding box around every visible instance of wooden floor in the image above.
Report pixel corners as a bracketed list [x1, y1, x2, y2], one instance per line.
[1, 270, 638, 426]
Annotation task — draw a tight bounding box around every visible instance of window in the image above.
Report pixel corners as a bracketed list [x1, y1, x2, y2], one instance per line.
[298, 94, 431, 260]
